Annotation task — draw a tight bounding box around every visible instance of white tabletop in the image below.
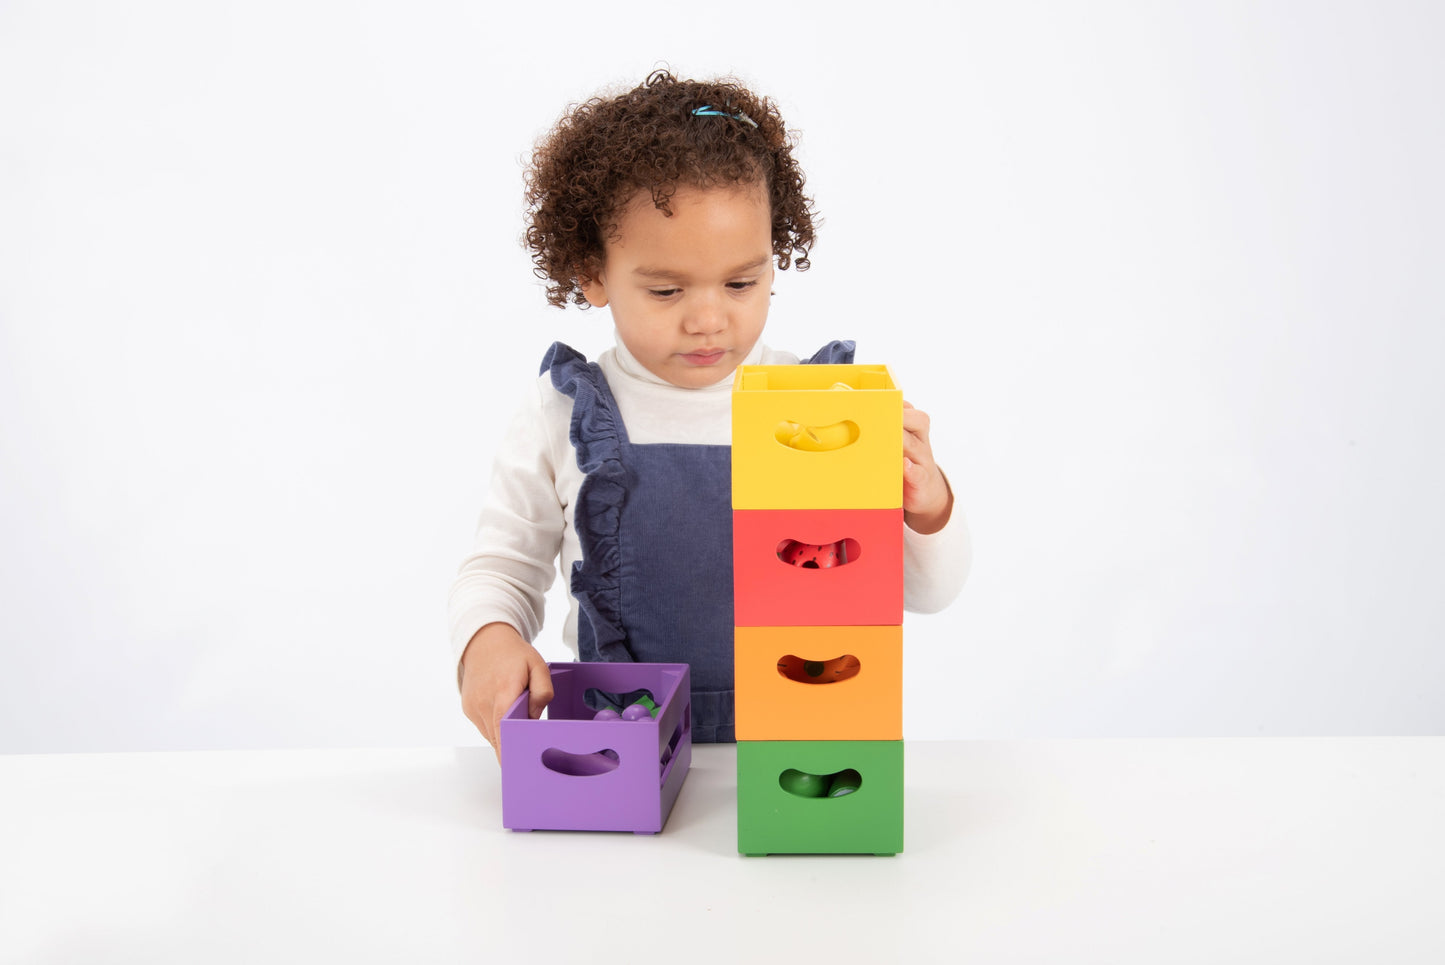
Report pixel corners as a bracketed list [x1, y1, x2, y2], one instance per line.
[2, 739, 1442, 964]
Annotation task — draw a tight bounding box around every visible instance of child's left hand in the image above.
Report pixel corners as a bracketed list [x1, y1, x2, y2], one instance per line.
[902, 401, 954, 535]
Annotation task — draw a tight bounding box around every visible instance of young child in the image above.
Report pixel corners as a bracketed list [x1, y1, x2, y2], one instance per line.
[449, 69, 970, 756]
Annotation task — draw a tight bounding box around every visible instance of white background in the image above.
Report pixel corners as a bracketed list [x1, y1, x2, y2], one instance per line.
[2, 1, 1441, 753]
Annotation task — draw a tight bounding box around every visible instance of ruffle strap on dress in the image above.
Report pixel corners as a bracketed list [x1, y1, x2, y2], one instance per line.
[805, 339, 856, 365]
[541, 342, 632, 663]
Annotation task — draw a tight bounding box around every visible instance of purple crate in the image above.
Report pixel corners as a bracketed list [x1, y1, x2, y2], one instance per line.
[500, 662, 692, 834]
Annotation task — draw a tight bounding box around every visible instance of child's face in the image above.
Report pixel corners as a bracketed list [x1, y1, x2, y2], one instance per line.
[580, 184, 774, 388]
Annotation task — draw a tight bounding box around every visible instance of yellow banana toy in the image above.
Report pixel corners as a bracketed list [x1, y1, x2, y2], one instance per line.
[773, 419, 860, 451]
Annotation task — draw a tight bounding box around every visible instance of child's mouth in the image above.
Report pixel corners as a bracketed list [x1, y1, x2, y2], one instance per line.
[681, 350, 726, 366]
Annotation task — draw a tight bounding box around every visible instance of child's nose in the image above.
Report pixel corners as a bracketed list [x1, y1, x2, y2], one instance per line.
[683, 292, 726, 335]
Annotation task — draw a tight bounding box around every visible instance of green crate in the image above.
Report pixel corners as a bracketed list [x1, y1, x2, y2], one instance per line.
[737, 740, 904, 855]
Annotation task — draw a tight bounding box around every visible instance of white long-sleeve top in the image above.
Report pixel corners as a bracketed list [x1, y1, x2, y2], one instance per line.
[447, 335, 972, 672]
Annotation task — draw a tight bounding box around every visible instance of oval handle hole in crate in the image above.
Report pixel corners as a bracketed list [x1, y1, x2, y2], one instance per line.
[540, 748, 620, 777]
[777, 654, 861, 684]
[659, 713, 688, 778]
[778, 768, 863, 799]
[776, 538, 861, 569]
[773, 419, 860, 452]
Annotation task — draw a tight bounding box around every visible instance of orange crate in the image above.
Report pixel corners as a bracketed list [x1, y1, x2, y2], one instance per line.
[734, 625, 902, 741]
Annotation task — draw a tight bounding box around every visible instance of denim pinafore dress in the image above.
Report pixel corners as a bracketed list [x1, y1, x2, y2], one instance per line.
[543, 340, 855, 743]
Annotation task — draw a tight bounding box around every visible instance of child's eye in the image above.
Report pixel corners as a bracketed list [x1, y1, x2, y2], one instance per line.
[728, 280, 759, 292]
[649, 288, 681, 298]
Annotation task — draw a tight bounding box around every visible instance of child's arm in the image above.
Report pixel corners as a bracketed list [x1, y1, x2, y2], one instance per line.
[448, 376, 569, 758]
[899, 399, 971, 614]
[460, 622, 554, 761]
[901, 401, 954, 535]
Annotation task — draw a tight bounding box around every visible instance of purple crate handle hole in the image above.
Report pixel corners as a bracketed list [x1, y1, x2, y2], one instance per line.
[540, 747, 620, 777]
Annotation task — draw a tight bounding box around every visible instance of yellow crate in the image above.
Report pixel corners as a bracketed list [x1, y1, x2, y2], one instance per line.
[731, 364, 902, 510]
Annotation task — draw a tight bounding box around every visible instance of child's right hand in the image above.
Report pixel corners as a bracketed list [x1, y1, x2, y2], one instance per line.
[459, 622, 554, 761]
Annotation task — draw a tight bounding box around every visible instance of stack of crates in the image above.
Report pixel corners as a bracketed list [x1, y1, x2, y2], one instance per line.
[731, 363, 905, 856]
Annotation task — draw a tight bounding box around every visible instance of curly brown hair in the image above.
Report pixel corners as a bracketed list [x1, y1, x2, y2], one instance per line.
[524, 69, 816, 308]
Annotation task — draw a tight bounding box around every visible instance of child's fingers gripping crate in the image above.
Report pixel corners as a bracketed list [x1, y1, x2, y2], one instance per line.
[500, 662, 692, 834]
[737, 739, 904, 856]
[731, 365, 903, 511]
[732, 507, 903, 627]
[734, 625, 902, 741]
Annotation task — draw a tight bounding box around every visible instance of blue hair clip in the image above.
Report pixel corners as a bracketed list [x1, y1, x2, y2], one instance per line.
[691, 105, 759, 129]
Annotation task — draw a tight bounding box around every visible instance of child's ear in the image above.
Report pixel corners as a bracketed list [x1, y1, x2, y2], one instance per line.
[578, 263, 609, 309]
